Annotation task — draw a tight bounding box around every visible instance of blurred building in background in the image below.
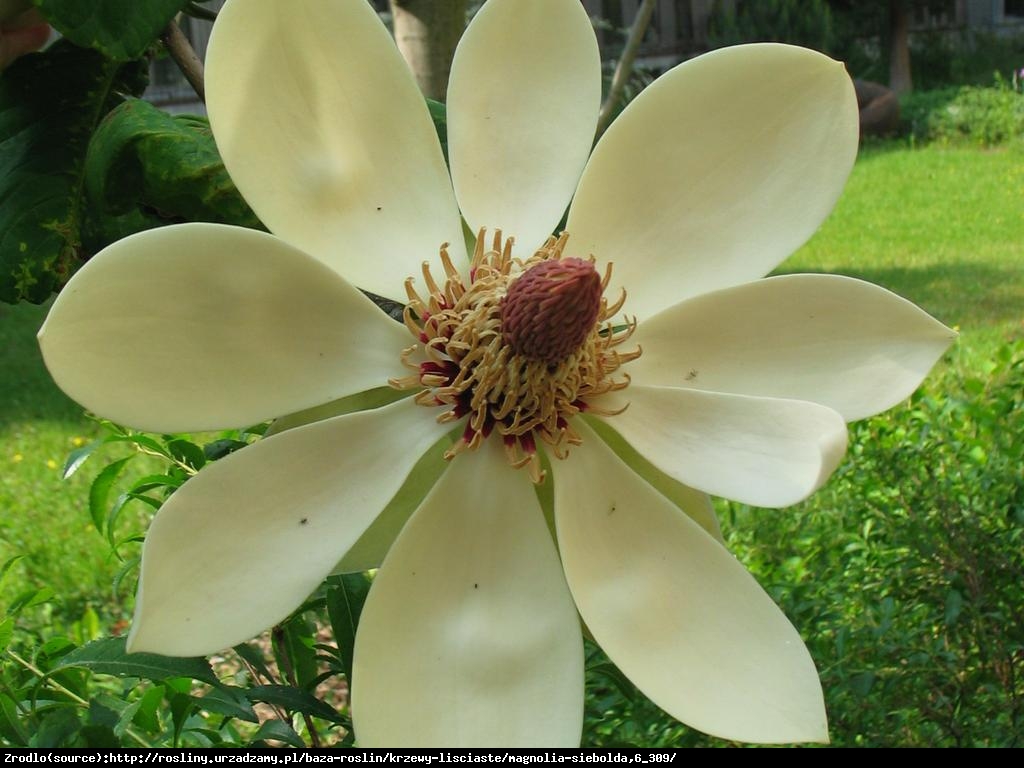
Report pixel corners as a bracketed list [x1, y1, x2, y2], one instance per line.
[146, 0, 1024, 113]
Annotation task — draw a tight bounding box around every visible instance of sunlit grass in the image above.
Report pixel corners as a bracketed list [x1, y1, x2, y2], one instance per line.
[783, 142, 1024, 370]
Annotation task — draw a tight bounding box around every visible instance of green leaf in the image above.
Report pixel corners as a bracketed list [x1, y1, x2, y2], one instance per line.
[85, 98, 261, 229]
[203, 438, 249, 461]
[275, 617, 318, 690]
[426, 97, 448, 162]
[0, 617, 14, 651]
[36, 0, 189, 61]
[232, 642, 273, 683]
[194, 686, 258, 723]
[55, 636, 220, 686]
[245, 685, 342, 724]
[325, 573, 370, 686]
[129, 473, 181, 494]
[8, 586, 54, 613]
[167, 438, 205, 471]
[88, 457, 131, 534]
[0, 40, 148, 303]
[251, 719, 306, 749]
[79, 724, 120, 748]
[30, 707, 81, 748]
[0, 694, 30, 746]
[131, 684, 165, 733]
[62, 437, 113, 479]
[0, 555, 24, 585]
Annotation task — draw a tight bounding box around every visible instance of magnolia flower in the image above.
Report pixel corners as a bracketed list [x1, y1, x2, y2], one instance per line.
[39, 0, 954, 748]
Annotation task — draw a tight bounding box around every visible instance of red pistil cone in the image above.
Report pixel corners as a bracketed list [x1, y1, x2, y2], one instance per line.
[500, 257, 602, 365]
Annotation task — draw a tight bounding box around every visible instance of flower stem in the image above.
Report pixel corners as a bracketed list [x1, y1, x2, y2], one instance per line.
[597, 0, 656, 138]
[160, 18, 205, 104]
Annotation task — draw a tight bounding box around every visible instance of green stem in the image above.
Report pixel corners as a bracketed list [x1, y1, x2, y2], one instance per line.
[6, 650, 153, 747]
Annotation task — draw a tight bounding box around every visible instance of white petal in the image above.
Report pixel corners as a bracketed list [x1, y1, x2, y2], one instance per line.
[631, 274, 957, 421]
[448, 0, 600, 253]
[554, 422, 828, 744]
[333, 430, 453, 574]
[594, 385, 847, 508]
[567, 44, 859, 319]
[352, 441, 583, 747]
[126, 399, 449, 657]
[584, 416, 722, 543]
[38, 224, 409, 433]
[206, 0, 464, 296]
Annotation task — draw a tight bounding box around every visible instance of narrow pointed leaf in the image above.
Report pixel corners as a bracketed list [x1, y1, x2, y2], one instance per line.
[56, 637, 220, 686]
[325, 573, 370, 685]
[245, 685, 342, 724]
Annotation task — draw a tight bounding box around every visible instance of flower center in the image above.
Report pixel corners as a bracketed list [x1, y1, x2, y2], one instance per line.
[501, 257, 603, 364]
[390, 229, 639, 483]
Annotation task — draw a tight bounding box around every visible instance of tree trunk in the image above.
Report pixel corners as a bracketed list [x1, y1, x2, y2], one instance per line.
[888, 0, 912, 95]
[389, 0, 466, 101]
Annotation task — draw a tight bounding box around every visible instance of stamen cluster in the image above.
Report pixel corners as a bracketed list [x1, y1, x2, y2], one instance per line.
[391, 230, 639, 482]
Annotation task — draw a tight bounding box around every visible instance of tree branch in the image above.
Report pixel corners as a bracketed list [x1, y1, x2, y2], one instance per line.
[596, 0, 656, 137]
[161, 18, 205, 104]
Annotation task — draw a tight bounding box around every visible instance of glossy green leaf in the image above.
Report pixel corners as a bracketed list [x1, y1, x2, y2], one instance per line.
[325, 573, 370, 686]
[0, 41, 147, 303]
[132, 684, 165, 732]
[62, 437, 113, 479]
[194, 687, 258, 723]
[36, 0, 188, 61]
[232, 642, 273, 683]
[167, 439, 206, 471]
[88, 457, 131, 534]
[246, 685, 343, 724]
[252, 719, 306, 749]
[85, 98, 261, 229]
[203, 438, 249, 461]
[56, 636, 220, 686]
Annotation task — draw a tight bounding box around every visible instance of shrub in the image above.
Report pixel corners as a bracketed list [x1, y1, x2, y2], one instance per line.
[902, 80, 1024, 146]
[585, 342, 1024, 747]
[708, 0, 834, 53]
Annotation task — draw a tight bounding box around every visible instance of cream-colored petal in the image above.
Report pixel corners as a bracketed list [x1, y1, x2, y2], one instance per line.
[448, 0, 600, 253]
[632, 274, 957, 421]
[206, 0, 464, 295]
[584, 415, 723, 543]
[567, 44, 859, 319]
[127, 399, 448, 657]
[38, 224, 408, 433]
[333, 429, 453, 574]
[352, 441, 583, 747]
[594, 385, 847, 508]
[554, 422, 828, 744]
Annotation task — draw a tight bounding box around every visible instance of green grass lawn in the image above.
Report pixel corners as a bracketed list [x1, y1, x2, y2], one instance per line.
[782, 142, 1023, 368]
[0, 300, 117, 623]
[0, 142, 1021, 745]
